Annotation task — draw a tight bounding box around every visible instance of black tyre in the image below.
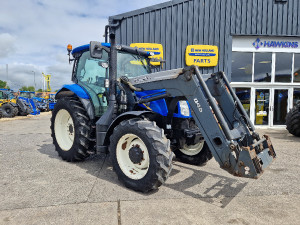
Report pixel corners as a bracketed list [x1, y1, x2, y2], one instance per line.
[109, 118, 174, 192]
[19, 111, 29, 116]
[174, 141, 212, 166]
[1, 104, 15, 118]
[17, 98, 29, 116]
[0, 107, 2, 118]
[286, 103, 300, 137]
[13, 106, 19, 117]
[50, 97, 94, 162]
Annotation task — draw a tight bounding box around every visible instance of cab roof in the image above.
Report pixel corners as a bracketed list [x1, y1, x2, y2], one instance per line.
[72, 43, 111, 55]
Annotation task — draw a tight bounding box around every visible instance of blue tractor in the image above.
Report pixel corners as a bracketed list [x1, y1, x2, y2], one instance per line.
[19, 91, 40, 115]
[51, 23, 276, 192]
[33, 93, 49, 112]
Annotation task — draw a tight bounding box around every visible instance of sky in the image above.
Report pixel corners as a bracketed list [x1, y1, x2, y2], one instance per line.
[0, 0, 168, 91]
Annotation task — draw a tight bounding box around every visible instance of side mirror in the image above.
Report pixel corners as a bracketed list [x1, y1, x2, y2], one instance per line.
[90, 41, 103, 59]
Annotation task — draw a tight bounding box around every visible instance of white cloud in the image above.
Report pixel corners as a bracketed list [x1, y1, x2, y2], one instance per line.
[0, 0, 168, 90]
[0, 33, 16, 58]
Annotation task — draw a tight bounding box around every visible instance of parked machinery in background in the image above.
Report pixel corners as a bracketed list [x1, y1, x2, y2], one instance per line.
[33, 92, 48, 112]
[0, 89, 32, 117]
[18, 91, 40, 115]
[48, 93, 57, 110]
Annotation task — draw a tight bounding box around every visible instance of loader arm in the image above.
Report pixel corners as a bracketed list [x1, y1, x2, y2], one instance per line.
[126, 65, 276, 178]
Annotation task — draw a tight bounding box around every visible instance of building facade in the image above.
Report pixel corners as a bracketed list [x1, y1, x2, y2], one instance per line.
[110, 0, 300, 127]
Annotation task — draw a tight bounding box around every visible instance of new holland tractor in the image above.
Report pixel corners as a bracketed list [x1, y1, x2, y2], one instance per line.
[51, 23, 276, 192]
[19, 91, 40, 115]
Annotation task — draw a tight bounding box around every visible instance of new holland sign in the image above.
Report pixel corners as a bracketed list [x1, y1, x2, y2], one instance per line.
[130, 43, 163, 66]
[185, 45, 218, 67]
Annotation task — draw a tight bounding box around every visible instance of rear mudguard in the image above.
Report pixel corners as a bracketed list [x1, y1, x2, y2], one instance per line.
[96, 111, 154, 153]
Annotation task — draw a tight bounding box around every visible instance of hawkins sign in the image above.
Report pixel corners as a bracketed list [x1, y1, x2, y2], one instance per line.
[232, 36, 300, 53]
[252, 38, 298, 50]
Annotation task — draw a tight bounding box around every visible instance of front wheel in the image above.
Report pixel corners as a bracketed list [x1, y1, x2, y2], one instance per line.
[110, 118, 174, 192]
[51, 97, 94, 162]
[1, 104, 15, 118]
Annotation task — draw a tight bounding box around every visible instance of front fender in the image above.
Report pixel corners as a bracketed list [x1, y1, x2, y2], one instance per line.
[10, 102, 17, 107]
[55, 84, 95, 120]
[56, 84, 90, 100]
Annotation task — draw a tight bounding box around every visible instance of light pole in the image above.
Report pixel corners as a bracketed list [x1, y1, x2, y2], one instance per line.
[32, 71, 36, 90]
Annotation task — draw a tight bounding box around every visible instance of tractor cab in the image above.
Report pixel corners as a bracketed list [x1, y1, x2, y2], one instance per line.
[0, 89, 15, 100]
[19, 91, 35, 99]
[66, 43, 154, 117]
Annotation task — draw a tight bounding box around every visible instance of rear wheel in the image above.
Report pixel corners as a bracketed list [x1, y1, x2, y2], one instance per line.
[51, 97, 94, 161]
[110, 118, 174, 192]
[286, 103, 300, 137]
[174, 141, 212, 166]
[1, 104, 15, 118]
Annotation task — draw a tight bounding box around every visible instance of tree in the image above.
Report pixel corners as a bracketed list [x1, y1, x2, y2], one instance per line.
[19, 86, 35, 91]
[37, 88, 43, 92]
[27, 86, 35, 91]
[0, 80, 9, 89]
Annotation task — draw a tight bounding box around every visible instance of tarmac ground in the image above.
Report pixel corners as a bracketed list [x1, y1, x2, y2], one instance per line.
[0, 112, 299, 225]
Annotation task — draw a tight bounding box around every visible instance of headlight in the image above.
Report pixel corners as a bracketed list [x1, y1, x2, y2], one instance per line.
[178, 101, 190, 117]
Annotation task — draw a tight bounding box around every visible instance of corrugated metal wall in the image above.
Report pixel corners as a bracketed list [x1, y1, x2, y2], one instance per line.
[110, 0, 300, 78]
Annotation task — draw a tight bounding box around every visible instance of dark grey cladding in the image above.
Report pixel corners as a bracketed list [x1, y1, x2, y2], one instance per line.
[110, 0, 300, 80]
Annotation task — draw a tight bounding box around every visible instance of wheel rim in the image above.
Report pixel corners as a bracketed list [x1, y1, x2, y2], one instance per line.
[54, 109, 75, 151]
[116, 134, 150, 180]
[179, 141, 204, 156]
[5, 107, 11, 114]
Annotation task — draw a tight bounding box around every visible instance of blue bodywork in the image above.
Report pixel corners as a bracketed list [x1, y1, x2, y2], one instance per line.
[135, 90, 191, 118]
[61, 43, 191, 119]
[56, 84, 90, 99]
[48, 94, 56, 110]
[33, 97, 48, 111]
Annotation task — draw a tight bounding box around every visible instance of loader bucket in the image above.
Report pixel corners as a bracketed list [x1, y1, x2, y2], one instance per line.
[230, 135, 276, 178]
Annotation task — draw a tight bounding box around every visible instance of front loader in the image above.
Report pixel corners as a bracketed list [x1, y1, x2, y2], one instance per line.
[51, 23, 276, 192]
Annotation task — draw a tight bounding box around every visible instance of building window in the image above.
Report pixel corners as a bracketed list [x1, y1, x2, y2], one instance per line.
[235, 88, 251, 116]
[254, 53, 272, 82]
[294, 54, 300, 83]
[275, 53, 292, 83]
[231, 52, 252, 82]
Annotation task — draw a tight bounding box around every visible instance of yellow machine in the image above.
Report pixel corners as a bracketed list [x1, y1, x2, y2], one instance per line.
[42, 73, 52, 92]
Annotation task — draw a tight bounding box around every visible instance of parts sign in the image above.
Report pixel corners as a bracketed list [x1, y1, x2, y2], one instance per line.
[185, 45, 218, 67]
